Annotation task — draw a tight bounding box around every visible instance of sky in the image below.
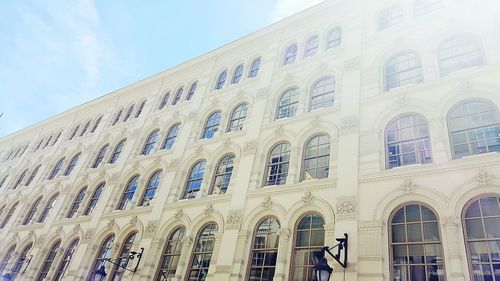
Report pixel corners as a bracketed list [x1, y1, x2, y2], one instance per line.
[0, 0, 323, 138]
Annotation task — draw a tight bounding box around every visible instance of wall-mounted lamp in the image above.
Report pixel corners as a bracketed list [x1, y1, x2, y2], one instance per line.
[92, 248, 144, 281]
[313, 233, 348, 281]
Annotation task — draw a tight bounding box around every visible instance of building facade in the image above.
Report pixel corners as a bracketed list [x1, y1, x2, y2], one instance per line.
[0, 0, 499, 280]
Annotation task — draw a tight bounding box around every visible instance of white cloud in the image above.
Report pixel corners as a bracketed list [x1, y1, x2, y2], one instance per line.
[271, 0, 324, 21]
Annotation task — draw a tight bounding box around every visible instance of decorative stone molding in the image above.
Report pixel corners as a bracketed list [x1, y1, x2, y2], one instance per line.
[261, 196, 273, 210]
[145, 222, 158, 238]
[129, 215, 139, 226]
[55, 226, 63, 235]
[243, 141, 258, 155]
[344, 57, 361, 72]
[167, 159, 180, 170]
[310, 115, 320, 127]
[333, 263, 356, 272]
[225, 210, 242, 230]
[301, 192, 314, 205]
[215, 265, 231, 273]
[223, 137, 231, 146]
[336, 197, 358, 220]
[71, 224, 82, 236]
[473, 170, 494, 185]
[106, 219, 116, 229]
[82, 229, 94, 244]
[187, 111, 197, 121]
[181, 236, 193, 247]
[204, 204, 214, 217]
[274, 125, 285, 137]
[277, 228, 291, 239]
[339, 116, 358, 136]
[400, 179, 417, 193]
[174, 209, 184, 221]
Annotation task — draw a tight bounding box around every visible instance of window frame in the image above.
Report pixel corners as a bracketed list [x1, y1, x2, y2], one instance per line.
[155, 226, 186, 281]
[142, 130, 160, 155]
[83, 182, 105, 216]
[37, 193, 59, 223]
[162, 123, 180, 150]
[246, 216, 281, 281]
[22, 197, 42, 225]
[301, 134, 331, 181]
[304, 35, 319, 57]
[438, 35, 485, 77]
[67, 187, 87, 218]
[326, 27, 342, 49]
[109, 232, 137, 281]
[309, 76, 336, 111]
[36, 240, 61, 280]
[48, 158, 65, 180]
[264, 142, 291, 186]
[209, 154, 235, 195]
[384, 51, 424, 91]
[248, 57, 261, 78]
[172, 87, 184, 105]
[109, 139, 126, 164]
[201, 111, 222, 140]
[53, 239, 79, 281]
[227, 103, 248, 132]
[185, 223, 219, 281]
[139, 170, 162, 206]
[283, 43, 298, 65]
[93, 145, 110, 168]
[117, 175, 139, 210]
[378, 5, 404, 31]
[88, 234, 115, 280]
[231, 64, 244, 84]
[215, 70, 227, 90]
[182, 160, 206, 199]
[64, 153, 81, 176]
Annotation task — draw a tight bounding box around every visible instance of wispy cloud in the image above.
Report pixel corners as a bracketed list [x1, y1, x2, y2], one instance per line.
[270, 0, 324, 21]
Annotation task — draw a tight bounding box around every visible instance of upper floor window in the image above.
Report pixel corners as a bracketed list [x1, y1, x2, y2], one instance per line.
[283, 43, 298, 65]
[303, 134, 330, 180]
[0, 245, 16, 275]
[202, 111, 221, 139]
[215, 71, 227, 90]
[90, 116, 102, 133]
[69, 124, 80, 140]
[210, 154, 235, 195]
[172, 87, 183, 105]
[23, 197, 42, 225]
[186, 82, 198, 100]
[326, 27, 342, 49]
[83, 182, 105, 216]
[0, 175, 7, 189]
[117, 175, 139, 210]
[438, 35, 485, 77]
[162, 123, 180, 150]
[386, 114, 432, 168]
[109, 139, 126, 164]
[227, 103, 248, 132]
[159, 92, 170, 109]
[276, 88, 299, 120]
[112, 109, 123, 126]
[0, 202, 18, 229]
[37, 193, 59, 223]
[155, 227, 185, 281]
[80, 120, 91, 136]
[37, 240, 61, 280]
[89, 235, 115, 280]
[109, 232, 137, 281]
[384, 51, 423, 91]
[139, 170, 162, 206]
[304, 35, 319, 57]
[182, 160, 206, 199]
[231, 64, 244, 84]
[187, 224, 218, 280]
[13, 169, 28, 189]
[247, 217, 280, 281]
[11, 243, 32, 279]
[64, 153, 80, 176]
[123, 104, 135, 122]
[135, 100, 146, 118]
[379, 6, 404, 30]
[447, 99, 500, 158]
[248, 57, 261, 78]
[310, 77, 335, 111]
[93, 145, 109, 168]
[414, 0, 444, 16]
[25, 165, 40, 186]
[48, 158, 65, 180]
[265, 142, 291, 186]
[52, 131, 62, 145]
[67, 187, 87, 218]
[142, 130, 159, 155]
[53, 239, 79, 281]
[43, 136, 52, 149]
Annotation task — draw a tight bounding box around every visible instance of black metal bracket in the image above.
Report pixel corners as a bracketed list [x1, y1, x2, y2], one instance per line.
[104, 247, 144, 273]
[323, 233, 348, 268]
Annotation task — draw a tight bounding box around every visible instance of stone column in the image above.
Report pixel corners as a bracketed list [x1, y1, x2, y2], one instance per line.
[171, 236, 194, 281]
[273, 228, 291, 281]
[442, 217, 466, 281]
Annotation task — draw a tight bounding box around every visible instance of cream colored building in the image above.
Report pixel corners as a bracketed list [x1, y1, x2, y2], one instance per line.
[0, 0, 499, 280]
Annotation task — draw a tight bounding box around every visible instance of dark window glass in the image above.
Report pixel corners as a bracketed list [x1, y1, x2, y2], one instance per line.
[109, 140, 126, 164]
[326, 27, 342, 49]
[112, 109, 123, 125]
[156, 227, 185, 281]
[48, 158, 65, 180]
[90, 116, 102, 133]
[227, 103, 248, 132]
[23, 197, 42, 225]
[231, 64, 244, 84]
[0, 245, 16, 276]
[172, 88, 183, 105]
[162, 124, 180, 150]
[215, 71, 227, 90]
[36, 240, 61, 281]
[265, 143, 291, 186]
[310, 77, 335, 111]
[64, 153, 80, 176]
[88, 235, 115, 280]
[283, 44, 298, 65]
[80, 120, 91, 136]
[210, 154, 235, 194]
[53, 239, 79, 281]
[159, 92, 170, 109]
[248, 58, 261, 78]
[93, 145, 109, 168]
[142, 130, 159, 155]
[10, 243, 32, 279]
[247, 218, 280, 281]
[135, 100, 146, 118]
[117, 176, 139, 210]
[303, 134, 330, 180]
[110, 232, 137, 281]
[276, 88, 299, 120]
[67, 187, 87, 218]
[13, 169, 28, 189]
[37, 193, 59, 223]
[0, 202, 18, 229]
[182, 160, 206, 199]
[186, 224, 218, 281]
[69, 124, 80, 140]
[202, 112, 221, 139]
[291, 214, 325, 281]
[123, 104, 135, 122]
[83, 182, 105, 216]
[304, 36, 319, 57]
[139, 170, 162, 206]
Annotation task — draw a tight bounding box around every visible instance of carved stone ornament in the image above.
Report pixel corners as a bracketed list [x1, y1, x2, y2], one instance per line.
[82, 230, 94, 243]
[174, 209, 184, 221]
[400, 179, 417, 193]
[55, 226, 64, 235]
[129, 216, 139, 226]
[167, 159, 180, 170]
[106, 219, 116, 229]
[277, 228, 291, 239]
[71, 224, 82, 235]
[145, 222, 158, 234]
[243, 141, 258, 155]
[473, 170, 494, 185]
[340, 116, 359, 136]
[274, 126, 285, 137]
[225, 210, 242, 230]
[301, 192, 314, 205]
[112, 242, 120, 251]
[181, 236, 194, 246]
[344, 56, 361, 72]
[261, 196, 273, 210]
[194, 146, 203, 155]
[336, 199, 358, 220]
[223, 138, 231, 146]
[204, 204, 214, 217]
[187, 111, 197, 121]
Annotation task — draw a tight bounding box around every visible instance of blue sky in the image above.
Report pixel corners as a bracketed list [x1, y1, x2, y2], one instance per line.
[0, 0, 322, 138]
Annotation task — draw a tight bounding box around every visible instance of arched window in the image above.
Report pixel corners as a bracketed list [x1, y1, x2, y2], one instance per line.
[93, 145, 109, 168]
[247, 217, 280, 281]
[379, 6, 404, 30]
[162, 124, 180, 150]
[231, 64, 244, 84]
[447, 100, 500, 158]
[90, 116, 102, 133]
[0, 202, 18, 228]
[414, 0, 444, 16]
[83, 182, 105, 216]
[390, 204, 445, 281]
[110, 232, 137, 281]
[11, 243, 32, 279]
[109, 139, 126, 164]
[80, 120, 91, 136]
[227, 103, 248, 132]
[23, 197, 42, 225]
[210, 154, 235, 195]
[283, 44, 298, 65]
[13, 169, 28, 189]
[53, 239, 79, 281]
[43, 136, 52, 149]
[117, 175, 139, 210]
[0, 175, 7, 189]
[290, 213, 325, 281]
[304, 35, 319, 57]
[155, 227, 185, 280]
[202, 112, 221, 139]
[384, 51, 423, 91]
[38, 193, 59, 223]
[139, 170, 162, 206]
[265, 142, 291, 186]
[303, 134, 330, 180]
[69, 124, 80, 140]
[172, 87, 183, 105]
[327, 27, 342, 49]
[123, 104, 135, 122]
[248, 57, 261, 78]
[276, 88, 300, 120]
[310, 77, 335, 111]
[36, 240, 61, 280]
[438, 35, 485, 77]
[142, 130, 159, 155]
[187, 223, 218, 280]
[182, 160, 206, 199]
[48, 158, 65, 180]
[25, 165, 40, 186]
[215, 70, 227, 90]
[463, 196, 500, 281]
[52, 131, 62, 145]
[187, 82, 198, 100]
[89, 235, 115, 280]
[112, 109, 123, 125]
[135, 100, 146, 118]
[67, 187, 87, 218]
[159, 92, 170, 109]
[64, 153, 81, 176]
[0, 245, 16, 274]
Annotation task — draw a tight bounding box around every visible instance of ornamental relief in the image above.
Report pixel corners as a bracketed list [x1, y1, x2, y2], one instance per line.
[473, 170, 494, 185]
[336, 197, 358, 220]
[225, 210, 242, 230]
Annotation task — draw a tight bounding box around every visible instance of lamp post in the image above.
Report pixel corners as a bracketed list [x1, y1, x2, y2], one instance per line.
[92, 248, 144, 279]
[313, 233, 348, 281]
[92, 265, 107, 281]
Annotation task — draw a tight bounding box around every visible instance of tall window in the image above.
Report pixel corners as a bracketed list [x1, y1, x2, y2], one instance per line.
[172, 87, 183, 105]
[187, 223, 218, 281]
[123, 104, 135, 122]
[187, 82, 198, 100]
[162, 124, 180, 150]
[38, 193, 59, 223]
[283, 44, 298, 65]
[67, 187, 87, 218]
[379, 6, 404, 30]
[64, 153, 80, 176]
[310, 77, 335, 111]
[390, 204, 445, 281]
[0, 245, 16, 275]
[384, 52, 423, 91]
[265, 142, 291, 186]
[13, 169, 28, 189]
[83, 182, 105, 216]
[438, 35, 485, 77]
[414, 0, 443, 16]
[156, 227, 185, 281]
[112, 109, 123, 125]
[117, 175, 139, 210]
[202, 112, 221, 139]
[135, 100, 146, 118]
[43, 136, 52, 149]
[23, 197, 42, 225]
[227, 103, 248, 132]
[48, 158, 65, 180]
[25, 165, 40, 186]
[159, 92, 170, 109]
[0, 202, 18, 228]
[248, 57, 261, 78]
[215, 71, 227, 90]
[93, 145, 109, 168]
[36, 240, 61, 281]
[291, 213, 325, 281]
[326, 27, 342, 49]
[90, 116, 102, 133]
[142, 130, 159, 155]
[109, 140, 126, 164]
[89, 235, 115, 279]
[463, 196, 500, 281]
[0, 175, 7, 189]
[53, 239, 79, 281]
[139, 170, 162, 206]
[231, 64, 244, 84]
[386, 114, 432, 168]
[304, 36, 319, 57]
[110, 232, 137, 281]
[303, 134, 330, 180]
[80, 120, 91, 136]
[210, 154, 235, 195]
[52, 131, 62, 145]
[11, 243, 32, 279]
[447, 100, 500, 158]
[248, 217, 280, 281]
[69, 124, 80, 140]
[276, 88, 300, 120]
[182, 160, 206, 199]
